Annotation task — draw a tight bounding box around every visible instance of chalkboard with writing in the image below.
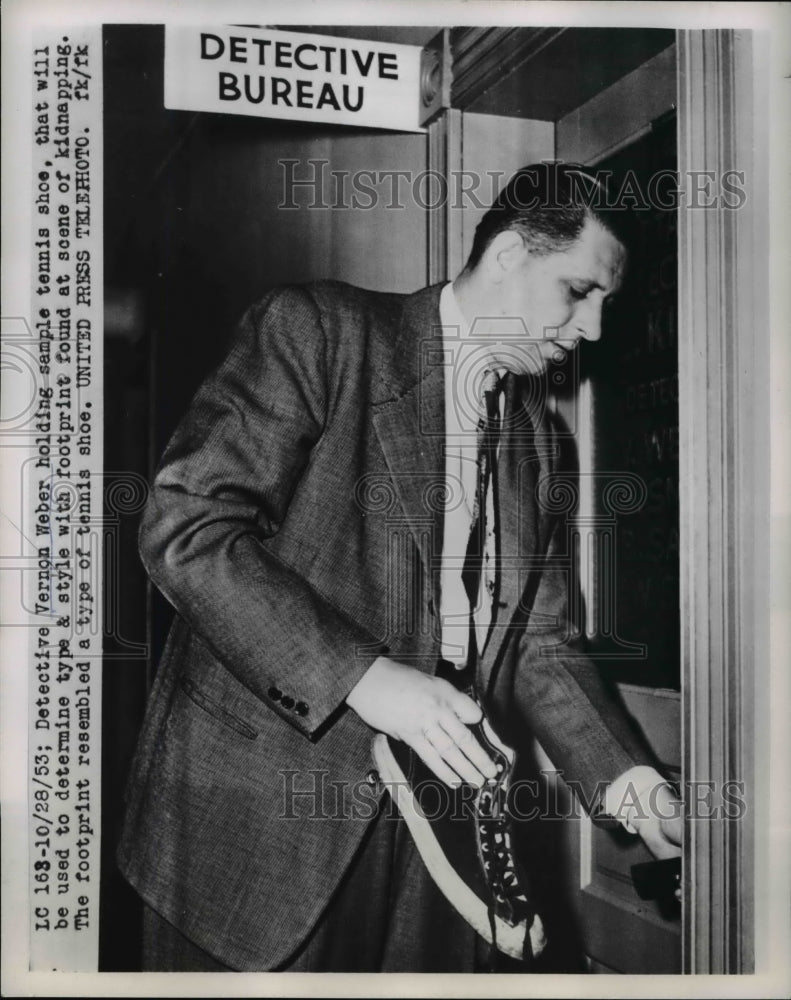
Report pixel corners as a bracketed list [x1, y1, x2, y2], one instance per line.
[580, 115, 680, 689]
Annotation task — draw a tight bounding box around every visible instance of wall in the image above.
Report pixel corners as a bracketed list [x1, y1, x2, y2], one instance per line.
[146, 115, 428, 449]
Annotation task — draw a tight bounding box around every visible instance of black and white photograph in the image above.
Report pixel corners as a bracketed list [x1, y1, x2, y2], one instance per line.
[1, 1, 789, 995]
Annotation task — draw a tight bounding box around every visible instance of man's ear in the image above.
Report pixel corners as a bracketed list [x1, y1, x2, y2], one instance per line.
[483, 230, 526, 284]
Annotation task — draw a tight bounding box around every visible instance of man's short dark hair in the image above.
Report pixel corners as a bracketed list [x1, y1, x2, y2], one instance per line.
[465, 161, 636, 271]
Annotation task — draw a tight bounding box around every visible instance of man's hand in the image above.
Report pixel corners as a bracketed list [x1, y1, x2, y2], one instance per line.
[631, 782, 682, 860]
[346, 656, 497, 787]
[631, 783, 682, 900]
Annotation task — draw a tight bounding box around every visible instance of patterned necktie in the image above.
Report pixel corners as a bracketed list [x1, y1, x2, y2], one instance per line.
[461, 370, 502, 666]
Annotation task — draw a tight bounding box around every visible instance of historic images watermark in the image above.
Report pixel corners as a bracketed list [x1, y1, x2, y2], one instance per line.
[278, 159, 748, 212]
[277, 769, 747, 823]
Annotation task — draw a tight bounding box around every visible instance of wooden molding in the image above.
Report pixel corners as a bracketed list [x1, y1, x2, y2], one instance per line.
[419, 29, 452, 126]
[450, 27, 566, 109]
[426, 109, 462, 284]
[677, 28, 767, 974]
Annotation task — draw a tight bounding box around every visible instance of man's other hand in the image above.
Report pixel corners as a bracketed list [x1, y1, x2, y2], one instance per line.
[346, 656, 497, 787]
[631, 783, 683, 899]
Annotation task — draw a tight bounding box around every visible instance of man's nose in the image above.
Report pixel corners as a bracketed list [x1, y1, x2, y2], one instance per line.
[576, 301, 604, 342]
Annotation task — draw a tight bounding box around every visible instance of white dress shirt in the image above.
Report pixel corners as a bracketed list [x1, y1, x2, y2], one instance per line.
[438, 282, 504, 666]
[437, 282, 667, 833]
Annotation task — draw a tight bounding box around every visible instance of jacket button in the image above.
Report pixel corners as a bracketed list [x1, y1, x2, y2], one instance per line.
[281, 695, 295, 710]
[295, 701, 309, 716]
[268, 686, 282, 701]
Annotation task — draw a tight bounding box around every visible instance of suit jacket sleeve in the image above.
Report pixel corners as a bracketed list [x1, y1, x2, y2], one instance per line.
[138, 286, 383, 739]
[507, 433, 657, 812]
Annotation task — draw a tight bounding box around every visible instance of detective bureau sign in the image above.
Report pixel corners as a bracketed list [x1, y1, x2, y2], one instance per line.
[164, 26, 425, 132]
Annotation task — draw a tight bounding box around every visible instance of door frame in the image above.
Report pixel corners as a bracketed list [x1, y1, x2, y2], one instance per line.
[676, 28, 767, 974]
[425, 26, 769, 974]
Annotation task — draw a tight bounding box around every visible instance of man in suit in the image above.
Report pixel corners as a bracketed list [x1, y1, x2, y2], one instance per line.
[117, 162, 681, 972]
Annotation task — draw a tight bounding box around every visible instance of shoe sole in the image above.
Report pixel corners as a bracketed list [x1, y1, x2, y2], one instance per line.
[371, 733, 547, 961]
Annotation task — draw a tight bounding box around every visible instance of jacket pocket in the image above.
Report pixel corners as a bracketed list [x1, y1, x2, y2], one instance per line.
[179, 675, 258, 740]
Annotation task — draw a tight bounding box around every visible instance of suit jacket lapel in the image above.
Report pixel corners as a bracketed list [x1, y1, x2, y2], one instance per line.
[371, 285, 446, 616]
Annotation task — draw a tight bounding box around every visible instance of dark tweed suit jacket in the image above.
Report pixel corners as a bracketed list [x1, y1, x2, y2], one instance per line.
[116, 280, 652, 970]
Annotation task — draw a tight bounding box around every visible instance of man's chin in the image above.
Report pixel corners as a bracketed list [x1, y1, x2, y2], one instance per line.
[511, 342, 573, 376]
[487, 341, 576, 377]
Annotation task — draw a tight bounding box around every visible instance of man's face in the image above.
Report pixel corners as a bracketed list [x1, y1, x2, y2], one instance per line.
[490, 217, 628, 375]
